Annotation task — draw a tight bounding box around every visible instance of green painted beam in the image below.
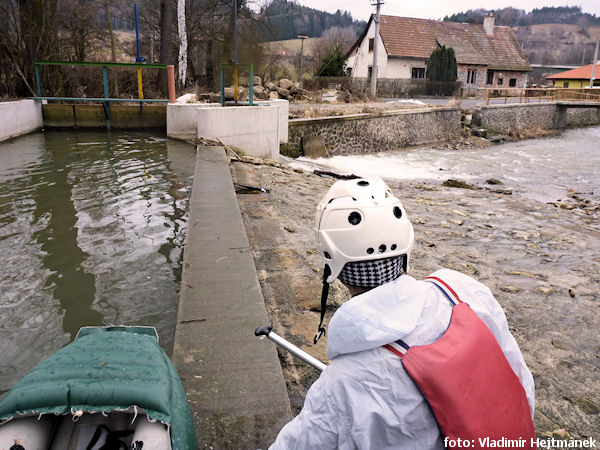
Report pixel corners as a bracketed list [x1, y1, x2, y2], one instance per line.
[34, 60, 169, 69]
[218, 63, 254, 69]
[30, 97, 168, 103]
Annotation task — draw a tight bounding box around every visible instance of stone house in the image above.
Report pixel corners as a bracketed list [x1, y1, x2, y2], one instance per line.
[346, 14, 532, 92]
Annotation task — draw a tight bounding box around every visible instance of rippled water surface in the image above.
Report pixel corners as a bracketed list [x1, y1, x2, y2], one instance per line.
[292, 126, 600, 203]
[0, 131, 195, 394]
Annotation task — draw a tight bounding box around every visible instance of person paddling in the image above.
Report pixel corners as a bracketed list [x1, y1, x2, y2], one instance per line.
[270, 176, 535, 449]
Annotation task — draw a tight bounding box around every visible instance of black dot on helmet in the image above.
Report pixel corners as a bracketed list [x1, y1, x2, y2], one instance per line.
[393, 206, 403, 218]
[324, 251, 331, 259]
[348, 211, 361, 225]
[379, 244, 387, 253]
[391, 244, 397, 250]
[366, 247, 374, 254]
[357, 180, 370, 186]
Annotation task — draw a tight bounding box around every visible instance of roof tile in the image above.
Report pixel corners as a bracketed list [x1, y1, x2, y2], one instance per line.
[378, 16, 531, 72]
[546, 62, 600, 80]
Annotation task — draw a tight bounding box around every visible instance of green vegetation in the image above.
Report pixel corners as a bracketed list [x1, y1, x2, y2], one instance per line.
[426, 46, 457, 82]
[315, 45, 347, 77]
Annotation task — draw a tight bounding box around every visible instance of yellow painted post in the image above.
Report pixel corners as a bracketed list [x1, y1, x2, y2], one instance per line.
[487, 89, 490, 105]
[234, 66, 239, 103]
[137, 67, 144, 99]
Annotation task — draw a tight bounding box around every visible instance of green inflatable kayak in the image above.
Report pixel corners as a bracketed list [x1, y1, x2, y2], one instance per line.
[0, 326, 197, 450]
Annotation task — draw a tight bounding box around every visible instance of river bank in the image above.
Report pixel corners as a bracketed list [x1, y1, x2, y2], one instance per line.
[231, 136, 600, 438]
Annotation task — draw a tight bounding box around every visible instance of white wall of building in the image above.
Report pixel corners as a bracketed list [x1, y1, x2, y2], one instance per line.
[347, 20, 388, 78]
[385, 58, 427, 79]
[0, 100, 43, 142]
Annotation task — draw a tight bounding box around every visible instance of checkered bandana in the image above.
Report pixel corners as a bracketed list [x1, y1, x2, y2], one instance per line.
[338, 255, 404, 287]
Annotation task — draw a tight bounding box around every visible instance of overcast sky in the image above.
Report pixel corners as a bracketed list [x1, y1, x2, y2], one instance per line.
[290, 0, 600, 22]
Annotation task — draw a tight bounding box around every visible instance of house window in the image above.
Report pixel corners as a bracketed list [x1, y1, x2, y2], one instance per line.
[563, 81, 569, 88]
[509, 78, 517, 87]
[467, 69, 477, 84]
[498, 78, 503, 86]
[369, 38, 374, 52]
[486, 70, 494, 85]
[412, 68, 425, 79]
[368, 66, 373, 79]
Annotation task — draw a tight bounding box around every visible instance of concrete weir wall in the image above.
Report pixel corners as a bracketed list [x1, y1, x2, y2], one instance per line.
[288, 107, 462, 156]
[167, 100, 289, 160]
[172, 146, 291, 448]
[42, 104, 166, 129]
[0, 100, 43, 142]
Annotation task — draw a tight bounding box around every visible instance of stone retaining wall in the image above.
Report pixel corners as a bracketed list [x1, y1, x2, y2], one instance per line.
[288, 107, 462, 156]
[474, 103, 600, 134]
[567, 108, 600, 127]
[473, 103, 559, 134]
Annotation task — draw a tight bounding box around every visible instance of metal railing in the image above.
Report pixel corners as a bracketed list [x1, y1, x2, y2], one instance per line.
[482, 87, 600, 105]
[219, 63, 254, 106]
[31, 60, 176, 129]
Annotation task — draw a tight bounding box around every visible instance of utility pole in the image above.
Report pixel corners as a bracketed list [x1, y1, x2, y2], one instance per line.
[590, 41, 599, 88]
[370, 0, 383, 98]
[298, 34, 308, 82]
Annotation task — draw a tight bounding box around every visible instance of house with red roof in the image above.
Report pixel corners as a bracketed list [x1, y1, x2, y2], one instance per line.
[346, 14, 532, 91]
[546, 62, 600, 88]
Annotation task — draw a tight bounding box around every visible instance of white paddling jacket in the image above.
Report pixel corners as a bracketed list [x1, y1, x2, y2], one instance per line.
[270, 268, 535, 450]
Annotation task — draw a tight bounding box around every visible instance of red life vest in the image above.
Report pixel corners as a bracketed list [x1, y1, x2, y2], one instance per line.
[383, 276, 536, 448]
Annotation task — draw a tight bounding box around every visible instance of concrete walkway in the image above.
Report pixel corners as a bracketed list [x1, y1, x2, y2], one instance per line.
[172, 146, 291, 448]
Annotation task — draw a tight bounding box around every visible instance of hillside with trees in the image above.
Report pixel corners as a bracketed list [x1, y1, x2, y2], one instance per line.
[256, 0, 365, 41]
[444, 6, 600, 26]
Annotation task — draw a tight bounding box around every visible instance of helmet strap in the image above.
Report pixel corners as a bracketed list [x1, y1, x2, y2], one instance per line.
[313, 264, 331, 344]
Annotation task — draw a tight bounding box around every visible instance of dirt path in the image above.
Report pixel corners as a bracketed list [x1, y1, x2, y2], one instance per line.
[231, 157, 600, 439]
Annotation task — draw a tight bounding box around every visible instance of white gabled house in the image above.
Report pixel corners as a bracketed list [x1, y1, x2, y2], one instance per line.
[346, 14, 532, 90]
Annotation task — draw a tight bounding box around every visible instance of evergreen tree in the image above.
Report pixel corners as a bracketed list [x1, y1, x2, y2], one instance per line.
[316, 45, 347, 76]
[427, 46, 457, 82]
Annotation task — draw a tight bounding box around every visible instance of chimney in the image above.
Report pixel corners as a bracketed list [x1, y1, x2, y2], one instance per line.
[483, 12, 495, 36]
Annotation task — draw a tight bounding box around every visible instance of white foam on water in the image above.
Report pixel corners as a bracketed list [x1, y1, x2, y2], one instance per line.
[287, 126, 600, 204]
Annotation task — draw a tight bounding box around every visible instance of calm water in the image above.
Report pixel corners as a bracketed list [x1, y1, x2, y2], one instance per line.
[0, 131, 195, 394]
[291, 126, 600, 204]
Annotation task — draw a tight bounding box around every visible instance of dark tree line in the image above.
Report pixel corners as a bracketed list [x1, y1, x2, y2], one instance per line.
[444, 6, 600, 27]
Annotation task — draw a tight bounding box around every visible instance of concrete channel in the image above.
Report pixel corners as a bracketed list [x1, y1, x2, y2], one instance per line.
[172, 146, 291, 449]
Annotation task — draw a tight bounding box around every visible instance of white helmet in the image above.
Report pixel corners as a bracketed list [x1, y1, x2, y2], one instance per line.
[315, 177, 414, 283]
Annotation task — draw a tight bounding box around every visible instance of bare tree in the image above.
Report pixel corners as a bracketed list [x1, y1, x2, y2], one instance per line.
[57, 0, 105, 62]
[177, 0, 187, 86]
[158, 0, 173, 96]
[311, 26, 356, 73]
[0, 0, 59, 97]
